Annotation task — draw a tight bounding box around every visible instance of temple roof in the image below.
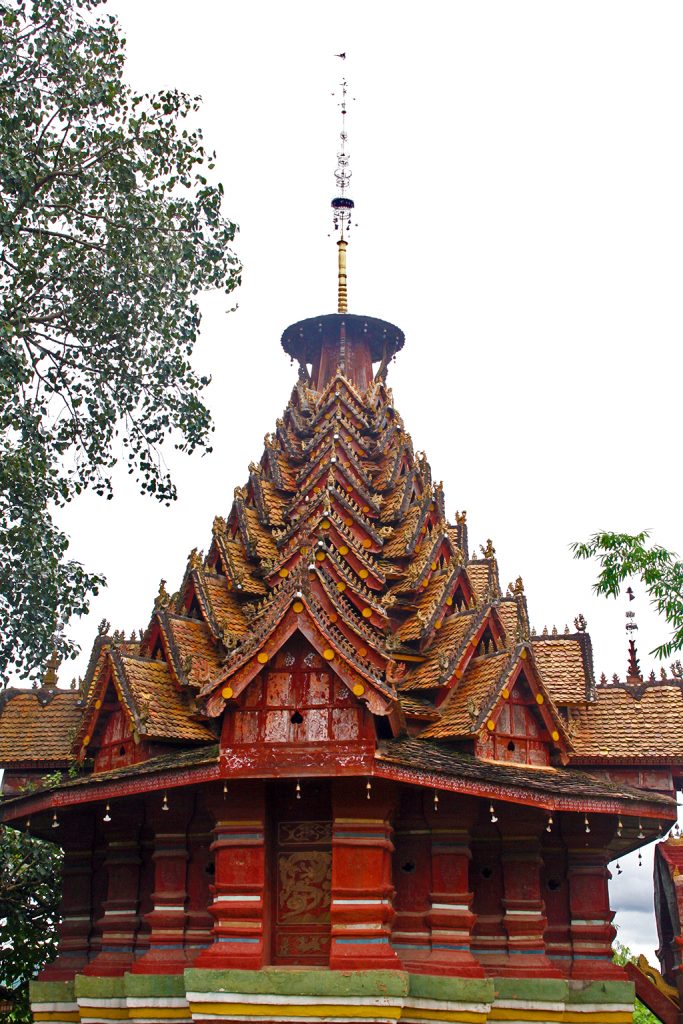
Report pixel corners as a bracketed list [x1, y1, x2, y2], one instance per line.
[570, 682, 683, 763]
[0, 689, 81, 766]
[1, 315, 678, 808]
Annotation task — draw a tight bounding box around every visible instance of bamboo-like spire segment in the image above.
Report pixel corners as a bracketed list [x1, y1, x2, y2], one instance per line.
[337, 239, 348, 313]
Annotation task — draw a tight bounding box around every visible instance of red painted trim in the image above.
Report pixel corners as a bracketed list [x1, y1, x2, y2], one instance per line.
[372, 762, 674, 819]
[3, 750, 674, 826]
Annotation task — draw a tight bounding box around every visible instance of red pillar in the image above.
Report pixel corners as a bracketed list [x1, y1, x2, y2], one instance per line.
[568, 846, 623, 979]
[185, 799, 214, 957]
[423, 793, 483, 977]
[132, 794, 193, 974]
[329, 778, 401, 970]
[392, 789, 431, 966]
[192, 782, 266, 970]
[542, 840, 572, 974]
[82, 810, 143, 977]
[470, 834, 507, 969]
[500, 830, 561, 977]
[38, 823, 95, 980]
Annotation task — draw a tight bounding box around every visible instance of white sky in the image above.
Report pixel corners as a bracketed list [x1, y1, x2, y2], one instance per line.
[53, 0, 683, 962]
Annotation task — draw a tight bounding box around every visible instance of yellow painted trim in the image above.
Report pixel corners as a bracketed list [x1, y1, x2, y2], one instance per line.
[33, 1015, 80, 1023]
[189, 1004, 403, 1019]
[126, 1012, 189, 1021]
[404, 1011, 486, 1023]
[72, 1012, 127, 1021]
[489, 1011, 631, 1023]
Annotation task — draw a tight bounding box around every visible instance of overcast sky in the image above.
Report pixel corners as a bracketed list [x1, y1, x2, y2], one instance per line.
[52, 0, 682, 961]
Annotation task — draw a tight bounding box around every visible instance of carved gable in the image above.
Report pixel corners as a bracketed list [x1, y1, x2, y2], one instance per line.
[221, 634, 374, 749]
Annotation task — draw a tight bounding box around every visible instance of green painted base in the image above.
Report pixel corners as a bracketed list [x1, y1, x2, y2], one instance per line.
[30, 969, 636, 1024]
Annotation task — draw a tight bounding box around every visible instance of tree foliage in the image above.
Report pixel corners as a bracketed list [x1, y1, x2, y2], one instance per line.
[0, 0, 240, 682]
[572, 531, 683, 660]
[612, 943, 661, 1024]
[0, 826, 62, 1023]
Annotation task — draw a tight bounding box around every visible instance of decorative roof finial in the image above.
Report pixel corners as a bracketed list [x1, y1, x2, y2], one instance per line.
[625, 588, 642, 681]
[331, 76, 354, 314]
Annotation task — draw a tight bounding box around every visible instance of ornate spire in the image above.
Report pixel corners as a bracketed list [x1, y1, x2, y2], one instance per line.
[331, 77, 354, 313]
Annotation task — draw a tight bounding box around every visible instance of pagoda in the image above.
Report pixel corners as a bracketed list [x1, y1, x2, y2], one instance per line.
[2, 79, 683, 1024]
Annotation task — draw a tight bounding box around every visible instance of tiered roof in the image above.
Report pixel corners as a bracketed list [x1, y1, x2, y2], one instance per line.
[0, 314, 681, 798]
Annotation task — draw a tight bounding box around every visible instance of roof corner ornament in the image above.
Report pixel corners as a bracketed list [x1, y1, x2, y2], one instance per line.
[331, 75, 355, 314]
[155, 578, 170, 611]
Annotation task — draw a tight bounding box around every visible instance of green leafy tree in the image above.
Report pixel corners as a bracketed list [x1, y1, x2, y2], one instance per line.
[612, 943, 662, 1024]
[572, 532, 683, 660]
[0, 826, 62, 1023]
[0, 0, 240, 683]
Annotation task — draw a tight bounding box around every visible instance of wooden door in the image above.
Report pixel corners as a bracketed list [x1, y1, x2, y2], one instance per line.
[273, 818, 332, 965]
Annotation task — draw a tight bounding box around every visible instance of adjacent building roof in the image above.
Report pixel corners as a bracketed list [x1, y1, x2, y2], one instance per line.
[0, 689, 81, 766]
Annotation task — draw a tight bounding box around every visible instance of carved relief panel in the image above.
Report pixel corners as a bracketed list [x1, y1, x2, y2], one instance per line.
[274, 820, 332, 965]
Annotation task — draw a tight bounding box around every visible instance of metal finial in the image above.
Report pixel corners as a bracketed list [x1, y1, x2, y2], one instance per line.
[331, 77, 354, 313]
[625, 589, 642, 681]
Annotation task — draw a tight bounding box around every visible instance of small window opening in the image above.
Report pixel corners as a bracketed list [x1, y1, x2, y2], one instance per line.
[481, 866, 493, 879]
[118, 745, 126, 757]
[401, 861, 416, 874]
[547, 878, 561, 892]
[290, 710, 303, 725]
[507, 741, 516, 752]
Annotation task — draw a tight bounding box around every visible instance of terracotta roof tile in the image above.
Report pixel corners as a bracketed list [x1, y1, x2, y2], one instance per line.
[496, 599, 520, 645]
[243, 507, 279, 560]
[383, 506, 421, 559]
[163, 614, 223, 688]
[399, 695, 440, 721]
[532, 636, 590, 704]
[113, 655, 215, 743]
[421, 651, 510, 738]
[0, 690, 81, 765]
[400, 612, 478, 691]
[570, 685, 683, 761]
[464, 561, 490, 603]
[200, 571, 248, 637]
[260, 480, 286, 526]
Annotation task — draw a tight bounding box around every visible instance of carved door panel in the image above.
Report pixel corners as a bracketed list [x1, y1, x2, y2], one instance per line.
[273, 820, 332, 965]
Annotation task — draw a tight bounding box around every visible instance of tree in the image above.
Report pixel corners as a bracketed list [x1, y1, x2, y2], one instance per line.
[572, 532, 683, 660]
[0, 0, 241, 683]
[0, 826, 62, 1023]
[612, 943, 661, 1024]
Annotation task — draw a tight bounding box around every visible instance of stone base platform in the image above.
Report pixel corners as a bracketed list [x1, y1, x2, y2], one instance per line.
[30, 970, 636, 1024]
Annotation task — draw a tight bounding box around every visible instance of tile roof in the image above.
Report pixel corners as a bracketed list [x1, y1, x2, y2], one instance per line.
[199, 571, 248, 638]
[464, 561, 490, 603]
[495, 599, 520, 645]
[163, 614, 223, 688]
[3, 356, 674, 780]
[399, 612, 478, 691]
[0, 689, 81, 765]
[375, 738, 674, 810]
[570, 684, 683, 761]
[421, 651, 511, 738]
[532, 635, 591, 704]
[112, 655, 216, 743]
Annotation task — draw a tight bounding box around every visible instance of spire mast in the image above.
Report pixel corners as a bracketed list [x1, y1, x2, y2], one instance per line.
[331, 75, 354, 314]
